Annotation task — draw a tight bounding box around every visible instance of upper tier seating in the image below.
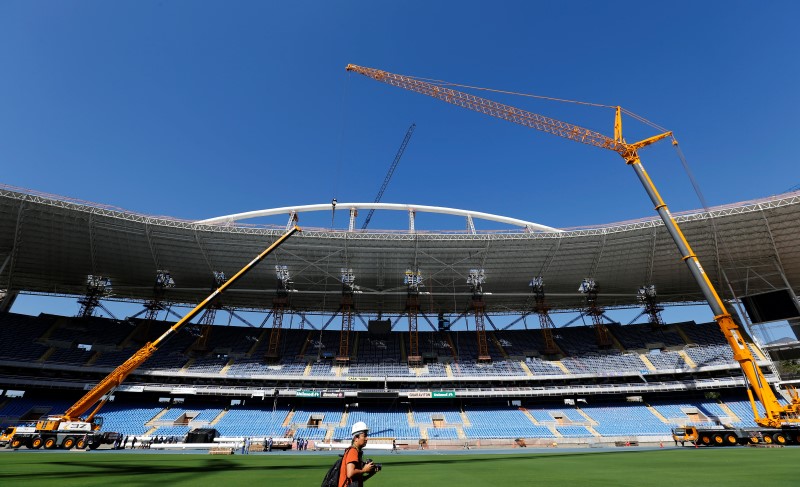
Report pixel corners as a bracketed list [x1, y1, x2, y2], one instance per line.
[0, 313, 55, 361]
[607, 322, 688, 350]
[646, 350, 688, 369]
[493, 329, 550, 356]
[0, 312, 759, 380]
[451, 360, 526, 377]
[561, 352, 646, 375]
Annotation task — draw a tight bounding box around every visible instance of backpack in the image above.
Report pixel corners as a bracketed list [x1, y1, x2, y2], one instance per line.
[321, 447, 351, 487]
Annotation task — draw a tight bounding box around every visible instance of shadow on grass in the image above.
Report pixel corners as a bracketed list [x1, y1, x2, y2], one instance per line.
[0, 458, 320, 481]
[0, 448, 672, 482]
[386, 448, 667, 468]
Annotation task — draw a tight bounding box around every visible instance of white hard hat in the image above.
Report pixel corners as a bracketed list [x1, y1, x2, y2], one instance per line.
[351, 421, 369, 437]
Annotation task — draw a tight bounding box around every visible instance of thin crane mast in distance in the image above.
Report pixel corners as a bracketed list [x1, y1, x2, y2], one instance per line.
[361, 123, 416, 230]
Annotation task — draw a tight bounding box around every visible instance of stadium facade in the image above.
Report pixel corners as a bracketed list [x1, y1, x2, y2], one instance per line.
[1, 184, 799, 447]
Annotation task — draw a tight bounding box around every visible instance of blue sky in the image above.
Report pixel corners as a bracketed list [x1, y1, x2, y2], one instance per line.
[1, 1, 798, 341]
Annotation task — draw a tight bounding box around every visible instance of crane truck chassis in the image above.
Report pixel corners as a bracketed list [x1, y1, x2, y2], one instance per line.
[9, 227, 299, 450]
[8, 422, 117, 450]
[672, 425, 800, 447]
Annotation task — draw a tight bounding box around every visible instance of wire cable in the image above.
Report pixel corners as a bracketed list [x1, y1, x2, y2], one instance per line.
[406, 74, 671, 138]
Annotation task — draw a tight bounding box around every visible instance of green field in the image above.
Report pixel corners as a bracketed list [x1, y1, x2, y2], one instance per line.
[0, 448, 796, 487]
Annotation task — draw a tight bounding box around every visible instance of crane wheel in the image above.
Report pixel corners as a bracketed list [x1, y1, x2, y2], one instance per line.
[10, 438, 23, 449]
[44, 437, 57, 449]
[763, 435, 773, 444]
[749, 436, 759, 444]
[725, 434, 737, 445]
[62, 436, 76, 449]
[773, 433, 787, 445]
[712, 434, 724, 446]
[700, 435, 712, 446]
[76, 438, 87, 449]
[31, 436, 43, 449]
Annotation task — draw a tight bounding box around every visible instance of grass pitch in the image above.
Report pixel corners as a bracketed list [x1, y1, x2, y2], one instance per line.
[0, 448, 795, 487]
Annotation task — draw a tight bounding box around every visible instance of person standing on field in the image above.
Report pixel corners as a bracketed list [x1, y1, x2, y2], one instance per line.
[339, 422, 379, 487]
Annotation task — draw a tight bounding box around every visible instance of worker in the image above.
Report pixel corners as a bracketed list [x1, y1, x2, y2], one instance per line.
[339, 422, 379, 487]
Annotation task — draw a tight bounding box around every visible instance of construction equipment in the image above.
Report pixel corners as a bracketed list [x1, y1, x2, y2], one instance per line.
[361, 123, 416, 230]
[346, 64, 800, 441]
[672, 424, 800, 447]
[1, 426, 31, 447]
[10, 226, 300, 450]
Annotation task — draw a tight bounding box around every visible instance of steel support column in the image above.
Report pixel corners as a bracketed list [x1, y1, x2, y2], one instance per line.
[336, 294, 354, 364]
[266, 294, 288, 361]
[472, 296, 492, 363]
[407, 294, 422, 366]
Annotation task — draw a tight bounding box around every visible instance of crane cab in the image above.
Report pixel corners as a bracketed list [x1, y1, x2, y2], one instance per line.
[671, 426, 698, 445]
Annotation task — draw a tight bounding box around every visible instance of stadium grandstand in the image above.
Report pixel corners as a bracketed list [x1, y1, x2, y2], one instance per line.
[1, 183, 799, 448]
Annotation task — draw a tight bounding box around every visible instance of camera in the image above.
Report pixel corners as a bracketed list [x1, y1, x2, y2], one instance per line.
[366, 459, 382, 472]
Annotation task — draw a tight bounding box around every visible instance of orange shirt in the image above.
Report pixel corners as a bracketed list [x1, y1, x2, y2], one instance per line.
[338, 447, 363, 487]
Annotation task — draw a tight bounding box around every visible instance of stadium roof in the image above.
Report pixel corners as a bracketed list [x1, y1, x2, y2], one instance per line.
[1, 184, 799, 316]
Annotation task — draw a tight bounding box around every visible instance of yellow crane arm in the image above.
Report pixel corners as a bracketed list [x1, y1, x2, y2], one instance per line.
[347, 63, 800, 427]
[345, 64, 672, 156]
[62, 226, 300, 422]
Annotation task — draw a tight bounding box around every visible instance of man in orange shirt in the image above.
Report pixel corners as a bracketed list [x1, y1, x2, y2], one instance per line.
[339, 421, 379, 487]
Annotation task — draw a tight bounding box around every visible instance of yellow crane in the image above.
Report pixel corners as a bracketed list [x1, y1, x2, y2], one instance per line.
[11, 226, 300, 450]
[346, 64, 800, 442]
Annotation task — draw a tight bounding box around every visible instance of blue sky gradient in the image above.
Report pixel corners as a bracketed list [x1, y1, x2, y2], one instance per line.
[1, 1, 798, 340]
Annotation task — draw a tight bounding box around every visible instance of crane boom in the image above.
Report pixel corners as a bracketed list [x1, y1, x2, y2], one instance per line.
[62, 226, 300, 421]
[347, 63, 800, 428]
[361, 123, 416, 230]
[347, 64, 642, 155]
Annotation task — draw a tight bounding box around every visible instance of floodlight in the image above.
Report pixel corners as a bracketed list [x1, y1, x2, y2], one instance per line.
[213, 271, 227, 285]
[275, 265, 291, 284]
[155, 270, 175, 288]
[404, 269, 423, 289]
[578, 278, 597, 294]
[637, 285, 656, 302]
[340, 268, 355, 286]
[86, 275, 112, 292]
[467, 269, 485, 285]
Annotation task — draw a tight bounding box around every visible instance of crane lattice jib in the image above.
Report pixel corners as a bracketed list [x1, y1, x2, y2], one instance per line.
[362, 123, 416, 230]
[346, 65, 627, 155]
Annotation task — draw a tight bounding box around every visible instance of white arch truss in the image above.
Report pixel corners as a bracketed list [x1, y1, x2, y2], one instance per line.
[196, 202, 562, 233]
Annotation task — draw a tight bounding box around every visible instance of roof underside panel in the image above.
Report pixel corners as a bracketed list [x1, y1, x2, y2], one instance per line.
[1, 187, 799, 315]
